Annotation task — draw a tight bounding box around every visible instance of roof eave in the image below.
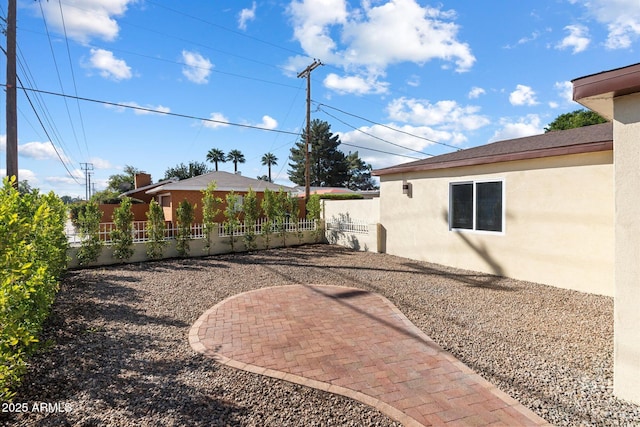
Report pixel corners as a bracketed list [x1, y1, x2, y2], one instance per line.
[373, 141, 612, 176]
[572, 62, 640, 120]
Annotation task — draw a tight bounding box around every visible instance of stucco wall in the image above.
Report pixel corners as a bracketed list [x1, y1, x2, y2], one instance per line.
[613, 92, 640, 402]
[323, 198, 380, 252]
[379, 150, 614, 296]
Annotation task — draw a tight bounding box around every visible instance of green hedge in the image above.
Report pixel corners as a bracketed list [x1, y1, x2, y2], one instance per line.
[318, 193, 364, 200]
[0, 178, 68, 401]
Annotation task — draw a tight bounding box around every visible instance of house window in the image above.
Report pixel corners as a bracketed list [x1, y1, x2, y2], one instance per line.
[449, 180, 503, 233]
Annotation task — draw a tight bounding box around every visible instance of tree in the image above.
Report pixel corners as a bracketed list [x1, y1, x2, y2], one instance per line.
[163, 161, 210, 180]
[345, 151, 379, 191]
[175, 199, 195, 257]
[261, 152, 278, 182]
[107, 165, 141, 193]
[544, 109, 608, 132]
[201, 182, 222, 254]
[288, 119, 349, 187]
[110, 197, 134, 262]
[226, 149, 245, 173]
[206, 148, 226, 171]
[145, 199, 166, 260]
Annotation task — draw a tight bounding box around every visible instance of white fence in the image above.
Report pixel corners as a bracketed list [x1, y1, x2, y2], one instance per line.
[67, 218, 318, 245]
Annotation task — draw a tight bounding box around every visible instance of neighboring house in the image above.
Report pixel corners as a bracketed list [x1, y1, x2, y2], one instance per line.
[146, 171, 295, 224]
[121, 173, 177, 204]
[373, 122, 614, 297]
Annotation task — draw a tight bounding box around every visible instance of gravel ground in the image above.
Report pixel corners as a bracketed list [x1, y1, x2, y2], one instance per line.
[3, 244, 638, 426]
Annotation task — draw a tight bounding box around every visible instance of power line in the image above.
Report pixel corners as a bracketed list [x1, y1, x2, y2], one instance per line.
[38, 0, 84, 161]
[10, 84, 302, 136]
[315, 102, 462, 151]
[318, 105, 434, 157]
[57, 0, 89, 159]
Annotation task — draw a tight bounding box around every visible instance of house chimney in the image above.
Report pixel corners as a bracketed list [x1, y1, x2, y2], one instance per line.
[134, 172, 152, 189]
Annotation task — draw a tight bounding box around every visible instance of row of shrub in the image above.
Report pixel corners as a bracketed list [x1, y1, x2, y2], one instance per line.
[71, 185, 324, 266]
[0, 177, 68, 401]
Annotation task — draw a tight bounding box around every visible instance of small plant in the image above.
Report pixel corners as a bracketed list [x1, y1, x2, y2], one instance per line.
[288, 195, 304, 244]
[224, 191, 241, 252]
[261, 188, 276, 249]
[76, 200, 102, 266]
[306, 194, 323, 243]
[242, 188, 259, 251]
[145, 199, 166, 260]
[274, 189, 289, 247]
[110, 197, 134, 262]
[201, 182, 222, 254]
[176, 199, 195, 257]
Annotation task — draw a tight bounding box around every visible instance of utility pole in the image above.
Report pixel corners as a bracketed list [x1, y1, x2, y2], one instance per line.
[6, 0, 18, 186]
[297, 59, 322, 202]
[81, 162, 93, 200]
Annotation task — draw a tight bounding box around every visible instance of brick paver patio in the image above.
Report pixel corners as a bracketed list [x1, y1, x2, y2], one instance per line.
[189, 284, 551, 426]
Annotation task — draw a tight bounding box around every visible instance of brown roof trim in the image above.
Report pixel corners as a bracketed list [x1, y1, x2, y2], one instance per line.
[373, 140, 612, 176]
[572, 62, 640, 101]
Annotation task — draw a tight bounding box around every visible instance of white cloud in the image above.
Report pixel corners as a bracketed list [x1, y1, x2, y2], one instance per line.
[554, 81, 574, 104]
[19, 141, 69, 162]
[256, 115, 278, 130]
[386, 97, 490, 131]
[572, 0, 640, 49]
[181, 51, 213, 84]
[287, 0, 475, 94]
[36, 0, 136, 44]
[89, 157, 114, 169]
[0, 134, 5, 151]
[556, 24, 590, 53]
[509, 84, 538, 106]
[87, 48, 132, 80]
[323, 73, 389, 95]
[490, 115, 543, 142]
[468, 87, 486, 99]
[238, 2, 257, 30]
[203, 112, 230, 129]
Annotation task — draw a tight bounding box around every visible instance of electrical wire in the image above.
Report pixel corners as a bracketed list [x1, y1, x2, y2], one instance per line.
[58, 0, 90, 159]
[318, 106, 434, 157]
[316, 102, 462, 151]
[16, 76, 82, 184]
[38, 0, 83, 162]
[10, 85, 302, 136]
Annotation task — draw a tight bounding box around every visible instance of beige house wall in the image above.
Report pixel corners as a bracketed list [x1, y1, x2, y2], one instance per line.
[379, 150, 614, 296]
[613, 92, 640, 403]
[323, 198, 381, 252]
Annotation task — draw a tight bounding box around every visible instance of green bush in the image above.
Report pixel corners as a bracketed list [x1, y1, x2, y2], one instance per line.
[176, 199, 195, 257]
[111, 197, 134, 262]
[76, 201, 102, 266]
[0, 177, 68, 401]
[318, 193, 364, 200]
[145, 199, 166, 260]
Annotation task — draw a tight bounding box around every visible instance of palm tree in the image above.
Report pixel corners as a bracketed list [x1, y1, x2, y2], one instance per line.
[261, 152, 278, 182]
[206, 148, 226, 171]
[226, 149, 245, 173]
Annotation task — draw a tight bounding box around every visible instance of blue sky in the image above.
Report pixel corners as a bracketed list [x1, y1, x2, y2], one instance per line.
[1, 0, 638, 197]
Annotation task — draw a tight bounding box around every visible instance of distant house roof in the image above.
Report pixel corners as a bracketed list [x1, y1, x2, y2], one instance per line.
[292, 186, 357, 196]
[373, 122, 613, 176]
[120, 178, 177, 198]
[146, 171, 294, 194]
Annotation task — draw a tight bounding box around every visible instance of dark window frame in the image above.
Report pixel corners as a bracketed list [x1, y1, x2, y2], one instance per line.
[449, 179, 504, 234]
